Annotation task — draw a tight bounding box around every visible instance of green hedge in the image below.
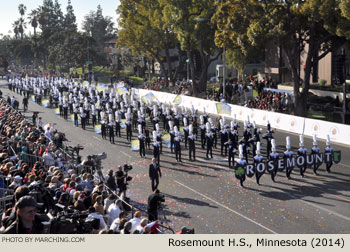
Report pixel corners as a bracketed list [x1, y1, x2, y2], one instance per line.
[279, 82, 343, 92]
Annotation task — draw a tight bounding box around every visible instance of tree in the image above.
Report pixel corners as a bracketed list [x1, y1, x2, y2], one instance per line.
[64, 0, 77, 31]
[28, 9, 39, 37]
[213, 0, 350, 117]
[117, 0, 180, 84]
[161, 0, 222, 96]
[8, 39, 34, 65]
[17, 4, 27, 40]
[18, 4, 27, 16]
[12, 20, 20, 40]
[82, 5, 117, 66]
[340, 0, 350, 20]
[225, 48, 256, 82]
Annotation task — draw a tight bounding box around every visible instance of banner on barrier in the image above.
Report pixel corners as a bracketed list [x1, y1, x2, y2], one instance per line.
[131, 139, 139, 151]
[173, 95, 182, 106]
[161, 133, 171, 148]
[41, 99, 49, 108]
[120, 119, 126, 129]
[96, 84, 108, 92]
[94, 125, 101, 134]
[141, 92, 159, 104]
[216, 103, 232, 116]
[117, 87, 129, 96]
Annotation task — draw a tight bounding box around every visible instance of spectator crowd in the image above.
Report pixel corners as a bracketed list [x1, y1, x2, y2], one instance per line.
[0, 98, 172, 234]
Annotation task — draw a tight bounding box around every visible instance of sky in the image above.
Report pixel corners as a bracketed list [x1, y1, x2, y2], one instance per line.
[0, 0, 120, 36]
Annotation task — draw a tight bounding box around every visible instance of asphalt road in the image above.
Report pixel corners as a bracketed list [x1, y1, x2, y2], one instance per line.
[1, 79, 349, 234]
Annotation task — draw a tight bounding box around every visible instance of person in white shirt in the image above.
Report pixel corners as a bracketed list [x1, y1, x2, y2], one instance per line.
[45, 127, 52, 141]
[9, 176, 22, 190]
[135, 218, 148, 233]
[43, 151, 55, 167]
[107, 199, 122, 226]
[129, 211, 142, 233]
[104, 194, 116, 213]
[109, 211, 127, 233]
[86, 207, 107, 231]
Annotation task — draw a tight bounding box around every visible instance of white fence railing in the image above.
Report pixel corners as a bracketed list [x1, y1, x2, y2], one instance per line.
[135, 89, 350, 146]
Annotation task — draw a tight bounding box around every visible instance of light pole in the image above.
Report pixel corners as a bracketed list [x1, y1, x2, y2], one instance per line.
[223, 47, 226, 100]
[186, 58, 189, 81]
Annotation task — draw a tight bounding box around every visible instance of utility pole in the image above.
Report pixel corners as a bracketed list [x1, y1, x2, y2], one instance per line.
[223, 47, 226, 100]
[186, 58, 189, 81]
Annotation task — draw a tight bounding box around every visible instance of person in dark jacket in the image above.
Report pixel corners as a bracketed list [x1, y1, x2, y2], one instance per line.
[106, 170, 117, 191]
[149, 158, 162, 192]
[3, 196, 44, 234]
[147, 189, 164, 222]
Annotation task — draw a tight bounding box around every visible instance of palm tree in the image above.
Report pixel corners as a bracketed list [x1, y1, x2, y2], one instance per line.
[17, 4, 27, 40]
[28, 9, 39, 37]
[12, 20, 20, 40]
[18, 4, 27, 17]
[18, 18, 27, 40]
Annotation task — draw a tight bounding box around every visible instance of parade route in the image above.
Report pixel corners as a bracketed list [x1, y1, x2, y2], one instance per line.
[1, 79, 349, 234]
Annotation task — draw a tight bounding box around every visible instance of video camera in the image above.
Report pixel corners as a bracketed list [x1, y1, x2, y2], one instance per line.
[91, 152, 107, 180]
[28, 182, 55, 214]
[122, 164, 133, 185]
[91, 152, 107, 170]
[123, 164, 133, 172]
[43, 204, 100, 234]
[182, 227, 195, 234]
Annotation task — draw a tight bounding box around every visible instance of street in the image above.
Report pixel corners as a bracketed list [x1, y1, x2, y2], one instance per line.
[1, 79, 349, 234]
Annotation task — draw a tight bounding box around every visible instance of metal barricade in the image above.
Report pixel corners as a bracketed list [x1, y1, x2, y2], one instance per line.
[0, 195, 13, 215]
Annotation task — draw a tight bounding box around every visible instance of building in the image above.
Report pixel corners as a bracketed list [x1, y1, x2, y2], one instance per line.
[265, 42, 350, 85]
[104, 38, 120, 67]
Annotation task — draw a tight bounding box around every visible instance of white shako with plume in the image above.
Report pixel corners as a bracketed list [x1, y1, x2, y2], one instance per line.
[115, 111, 120, 122]
[168, 120, 174, 130]
[138, 124, 142, 135]
[219, 118, 224, 130]
[183, 117, 188, 127]
[152, 130, 157, 142]
[313, 134, 318, 146]
[100, 111, 105, 123]
[239, 144, 244, 159]
[271, 139, 276, 152]
[208, 118, 214, 128]
[326, 134, 331, 146]
[286, 136, 291, 149]
[125, 111, 131, 122]
[200, 115, 204, 125]
[206, 122, 211, 134]
[299, 135, 304, 147]
[137, 110, 141, 120]
[174, 126, 179, 136]
[256, 141, 261, 155]
[153, 104, 158, 117]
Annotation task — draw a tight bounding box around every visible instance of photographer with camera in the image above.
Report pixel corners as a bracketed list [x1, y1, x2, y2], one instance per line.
[115, 164, 133, 195]
[147, 189, 165, 222]
[81, 155, 95, 174]
[116, 165, 125, 193]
